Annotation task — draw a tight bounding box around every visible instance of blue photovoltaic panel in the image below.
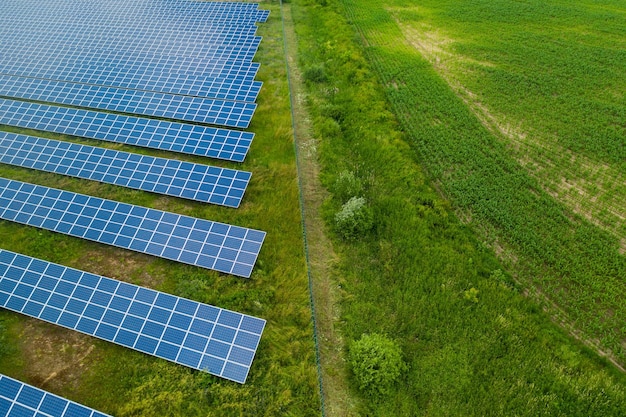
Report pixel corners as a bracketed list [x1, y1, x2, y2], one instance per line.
[0, 33, 262, 62]
[257, 9, 271, 23]
[0, 75, 257, 128]
[0, 6, 268, 26]
[1, 2, 268, 22]
[0, 14, 261, 32]
[0, 132, 251, 208]
[0, 249, 266, 383]
[0, 0, 265, 17]
[0, 16, 263, 35]
[0, 45, 262, 78]
[0, 26, 261, 49]
[0, 99, 254, 162]
[0, 178, 266, 278]
[0, 59, 262, 102]
[0, 21, 259, 38]
[0, 374, 111, 417]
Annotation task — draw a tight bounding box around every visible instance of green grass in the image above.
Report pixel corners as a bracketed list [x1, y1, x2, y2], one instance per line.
[336, 0, 626, 366]
[289, 0, 626, 414]
[384, 0, 626, 248]
[0, 3, 322, 416]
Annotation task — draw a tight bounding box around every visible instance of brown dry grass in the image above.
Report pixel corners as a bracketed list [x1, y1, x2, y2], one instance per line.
[18, 319, 97, 393]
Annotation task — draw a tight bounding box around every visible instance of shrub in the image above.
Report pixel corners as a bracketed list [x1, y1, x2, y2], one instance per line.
[335, 196, 373, 239]
[333, 170, 364, 203]
[349, 334, 406, 396]
[303, 65, 328, 83]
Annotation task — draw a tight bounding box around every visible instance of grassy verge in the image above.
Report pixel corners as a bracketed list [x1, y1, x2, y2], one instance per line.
[289, 0, 626, 414]
[0, 2, 322, 416]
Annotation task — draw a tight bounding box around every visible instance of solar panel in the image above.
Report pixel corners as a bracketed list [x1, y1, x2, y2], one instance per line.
[0, 16, 261, 35]
[0, 24, 260, 47]
[4, 2, 267, 18]
[0, 14, 265, 36]
[0, 132, 251, 208]
[1, 1, 266, 21]
[0, 45, 262, 78]
[0, 59, 262, 102]
[0, 374, 111, 417]
[0, 75, 257, 128]
[0, 32, 262, 62]
[0, 250, 266, 383]
[0, 99, 254, 162]
[2, 8, 269, 25]
[0, 178, 265, 278]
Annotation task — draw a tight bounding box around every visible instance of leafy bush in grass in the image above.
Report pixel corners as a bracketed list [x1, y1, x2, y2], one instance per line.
[349, 334, 406, 396]
[333, 170, 364, 203]
[303, 64, 327, 83]
[335, 196, 373, 239]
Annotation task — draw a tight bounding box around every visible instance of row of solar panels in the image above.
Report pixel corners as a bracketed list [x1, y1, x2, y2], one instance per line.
[0, 4, 271, 412]
[0, 8, 268, 417]
[1, 374, 111, 417]
[3, 1, 269, 22]
[0, 178, 265, 277]
[2, 0, 270, 22]
[0, 249, 266, 384]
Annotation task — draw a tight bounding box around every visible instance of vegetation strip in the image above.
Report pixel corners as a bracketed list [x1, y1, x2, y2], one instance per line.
[290, 0, 626, 414]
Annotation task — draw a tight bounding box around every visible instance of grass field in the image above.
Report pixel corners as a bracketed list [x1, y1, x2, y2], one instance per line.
[288, 0, 626, 414]
[338, 0, 626, 366]
[384, 0, 626, 251]
[0, 3, 322, 416]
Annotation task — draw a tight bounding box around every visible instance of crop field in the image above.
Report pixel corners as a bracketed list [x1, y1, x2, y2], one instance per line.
[337, 0, 626, 367]
[382, 0, 626, 246]
[288, 0, 626, 414]
[0, 3, 322, 416]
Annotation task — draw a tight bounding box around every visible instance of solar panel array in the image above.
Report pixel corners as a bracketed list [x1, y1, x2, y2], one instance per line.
[0, 30, 263, 61]
[2, 0, 268, 22]
[0, 132, 251, 208]
[0, 99, 254, 162]
[0, 249, 266, 383]
[0, 47, 261, 80]
[0, 0, 266, 129]
[0, 178, 265, 278]
[0, 374, 111, 417]
[0, 0, 271, 387]
[0, 59, 262, 101]
[0, 75, 257, 128]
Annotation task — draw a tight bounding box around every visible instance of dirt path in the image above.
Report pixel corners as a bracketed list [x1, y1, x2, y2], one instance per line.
[281, 3, 359, 416]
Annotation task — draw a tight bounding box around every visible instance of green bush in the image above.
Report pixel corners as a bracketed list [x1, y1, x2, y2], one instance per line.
[303, 64, 328, 83]
[333, 170, 364, 203]
[349, 334, 406, 396]
[334, 196, 373, 239]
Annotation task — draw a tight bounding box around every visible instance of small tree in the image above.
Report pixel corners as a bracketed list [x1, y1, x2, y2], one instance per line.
[335, 197, 373, 240]
[349, 333, 406, 397]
